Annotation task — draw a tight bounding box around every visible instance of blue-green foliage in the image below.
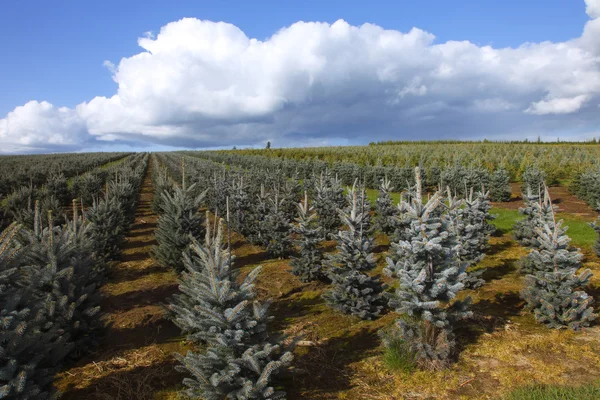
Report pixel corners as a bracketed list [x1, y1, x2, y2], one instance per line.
[313, 171, 346, 239]
[290, 193, 326, 282]
[375, 177, 399, 236]
[171, 218, 293, 399]
[489, 167, 512, 202]
[448, 189, 496, 289]
[522, 212, 597, 330]
[0, 223, 63, 399]
[385, 167, 472, 370]
[521, 166, 546, 196]
[323, 182, 385, 320]
[152, 183, 205, 272]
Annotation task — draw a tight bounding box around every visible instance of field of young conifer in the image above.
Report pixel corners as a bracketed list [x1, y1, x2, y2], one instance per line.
[1, 144, 600, 399]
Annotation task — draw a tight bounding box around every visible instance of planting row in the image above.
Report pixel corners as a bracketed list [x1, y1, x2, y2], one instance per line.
[151, 154, 597, 399]
[0, 153, 149, 398]
[0, 152, 131, 197]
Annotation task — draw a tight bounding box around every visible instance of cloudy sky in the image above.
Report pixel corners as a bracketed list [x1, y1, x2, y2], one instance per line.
[0, 0, 599, 154]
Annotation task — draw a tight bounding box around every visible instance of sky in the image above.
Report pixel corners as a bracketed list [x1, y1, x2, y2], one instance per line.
[0, 0, 599, 154]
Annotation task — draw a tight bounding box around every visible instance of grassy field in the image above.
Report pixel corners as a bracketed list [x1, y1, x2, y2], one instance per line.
[504, 380, 600, 400]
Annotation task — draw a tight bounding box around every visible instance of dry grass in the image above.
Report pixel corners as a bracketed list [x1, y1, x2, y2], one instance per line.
[55, 158, 189, 399]
[224, 221, 600, 399]
[56, 172, 600, 399]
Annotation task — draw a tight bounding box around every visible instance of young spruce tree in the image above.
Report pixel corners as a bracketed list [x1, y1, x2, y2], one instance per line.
[322, 183, 385, 320]
[21, 205, 103, 358]
[375, 177, 399, 236]
[290, 192, 326, 282]
[152, 179, 206, 272]
[313, 171, 346, 239]
[452, 188, 496, 289]
[262, 190, 293, 259]
[516, 187, 557, 274]
[384, 167, 472, 370]
[489, 167, 511, 202]
[522, 205, 597, 330]
[86, 195, 125, 262]
[0, 223, 64, 399]
[171, 213, 293, 399]
[514, 186, 550, 248]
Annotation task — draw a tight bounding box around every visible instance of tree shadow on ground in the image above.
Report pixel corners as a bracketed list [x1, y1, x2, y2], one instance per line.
[119, 250, 155, 263]
[234, 249, 273, 268]
[107, 264, 169, 284]
[270, 294, 326, 332]
[103, 284, 179, 314]
[481, 259, 518, 282]
[455, 291, 524, 353]
[284, 327, 382, 399]
[373, 243, 390, 255]
[487, 239, 514, 256]
[126, 228, 156, 238]
[59, 359, 183, 400]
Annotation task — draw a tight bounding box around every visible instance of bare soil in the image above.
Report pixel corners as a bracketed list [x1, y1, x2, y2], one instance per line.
[492, 183, 597, 220]
[53, 168, 600, 399]
[55, 158, 188, 400]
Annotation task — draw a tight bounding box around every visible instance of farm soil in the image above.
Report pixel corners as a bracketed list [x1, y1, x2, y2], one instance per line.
[55, 158, 188, 399]
[493, 183, 596, 220]
[229, 230, 600, 399]
[55, 168, 600, 399]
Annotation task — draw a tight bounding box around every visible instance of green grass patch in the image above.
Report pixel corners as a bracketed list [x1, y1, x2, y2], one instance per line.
[489, 208, 596, 249]
[490, 207, 522, 235]
[559, 215, 597, 250]
[505, 381, 600, 400]
[382, 338, 416, 373]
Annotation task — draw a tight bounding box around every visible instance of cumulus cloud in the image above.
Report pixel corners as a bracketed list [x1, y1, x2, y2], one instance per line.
[0, 101, 92, 153]
[1, 1, 600, 153]
[586, 0, 600, 18]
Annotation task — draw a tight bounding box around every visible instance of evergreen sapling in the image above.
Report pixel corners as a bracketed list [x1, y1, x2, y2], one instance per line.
[152, 182, 206, 272]
[313, 171, 345, 239]
[172, 213, 293, 399]
[290, 192, 326, 282]
[489, 167, 511, 202]
[0, 223, 64, 399]
[375, 177, 399, 236]
[522, 204, 597, 330]
[263, 190, 293, 259]
[322, 183, 385, 320]
[384, 167, 472, 370]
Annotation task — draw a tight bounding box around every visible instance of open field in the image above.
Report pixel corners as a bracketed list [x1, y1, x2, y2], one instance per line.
[1, 146, 599, 400]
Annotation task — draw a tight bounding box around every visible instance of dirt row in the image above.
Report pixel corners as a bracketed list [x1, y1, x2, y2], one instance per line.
[53, 168, 600, 399]
[492, 182, 597, 220]
[55, 158, 186, 399]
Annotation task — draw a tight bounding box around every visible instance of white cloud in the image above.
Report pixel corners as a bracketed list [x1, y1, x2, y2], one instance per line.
[103, 60, 116, 74]
[586, 0, 600, 18]
[525, 95, 591, 115]
[1, 1, 600, 153]
[0, 101, 90, 152]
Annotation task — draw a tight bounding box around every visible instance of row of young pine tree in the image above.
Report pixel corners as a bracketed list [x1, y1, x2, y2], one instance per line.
[151, 156, 294, 399]
[0, 154, 149, 399]
[152, 155, 597, 399]
[1, 153, 143, 232]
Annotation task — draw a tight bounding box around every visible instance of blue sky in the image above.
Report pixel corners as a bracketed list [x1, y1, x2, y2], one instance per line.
[0, 0, 598, 153]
